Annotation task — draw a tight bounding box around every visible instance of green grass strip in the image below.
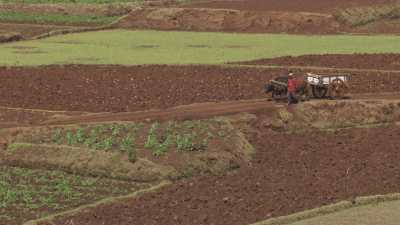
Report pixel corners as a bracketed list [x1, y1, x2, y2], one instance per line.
[2, 30, 400, 66]
[0, 11, 118, 25]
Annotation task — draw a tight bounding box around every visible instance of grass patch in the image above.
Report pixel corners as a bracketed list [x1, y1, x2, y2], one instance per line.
[0, 165, 150, 225]
[2, 30, 400, 66]
[334, 4, 400, 27]
[0, 11, 118, 26]
[7, 142, 32, 152]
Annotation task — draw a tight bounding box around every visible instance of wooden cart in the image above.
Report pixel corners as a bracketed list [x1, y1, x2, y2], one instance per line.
[306, 73, 350, 99]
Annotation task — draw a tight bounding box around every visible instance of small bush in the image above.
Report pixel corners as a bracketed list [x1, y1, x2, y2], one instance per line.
[176, 134, 195, 152]
[334, 4, 400, 27]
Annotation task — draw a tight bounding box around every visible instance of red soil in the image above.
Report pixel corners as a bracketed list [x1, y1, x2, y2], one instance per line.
[237, 54, 400, 71]
[115, 8, 340, 34]
[183, 0, 397, 13]
[40, 115, 400, 225]
[0, 64, 399, 113]
[0, 22, 76, 39]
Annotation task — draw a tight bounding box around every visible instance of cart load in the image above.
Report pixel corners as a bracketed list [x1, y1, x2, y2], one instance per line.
[265, 72, 350, 101]
[306, 73, 350, 99]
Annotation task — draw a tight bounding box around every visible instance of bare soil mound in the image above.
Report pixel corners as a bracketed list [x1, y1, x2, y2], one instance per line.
[39, 109, 400, 225]
[183, 0, 398, 13]
[0, 31, 22, 43]
[113, 7, 339, 34]
[0, 22, 77, 39]
[350, 18, 400, 34]
[0, 3, 132, 17]
[0, 64, 399, 113]
[237, 54, 400, 70]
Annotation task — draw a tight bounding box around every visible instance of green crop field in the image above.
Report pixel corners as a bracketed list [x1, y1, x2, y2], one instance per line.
[289, 200, 400, 225]
[1, 29, 400, 66]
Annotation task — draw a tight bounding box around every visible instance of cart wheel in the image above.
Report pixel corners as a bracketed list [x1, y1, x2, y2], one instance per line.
[312, 86, 328, 98]
[329, 79, 346, 99]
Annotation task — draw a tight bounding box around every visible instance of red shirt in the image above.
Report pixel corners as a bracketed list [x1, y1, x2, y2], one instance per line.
[288, 78, 296, 93]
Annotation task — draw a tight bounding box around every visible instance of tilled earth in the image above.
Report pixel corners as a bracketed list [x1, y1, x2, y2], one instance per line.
[40, 112, 400, 225]
[0, 23, 77, 39]
[0, 64, 399, 113]
[183, 0, 397, 13]
[237, 54, 400, 71]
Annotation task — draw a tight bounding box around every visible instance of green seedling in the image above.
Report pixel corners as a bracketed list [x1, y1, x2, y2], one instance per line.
[66, 131, 74, 145]
[176, 134, 195, 152]
[52, 128, 63, 144]
[145, 122, 159, 149]
[103, 137, 114, 151]
[75, 128, 86, 144]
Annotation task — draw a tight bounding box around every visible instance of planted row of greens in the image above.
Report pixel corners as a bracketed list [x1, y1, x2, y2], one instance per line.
[0, 165, 149, 225]
[11, 120, 230, 162]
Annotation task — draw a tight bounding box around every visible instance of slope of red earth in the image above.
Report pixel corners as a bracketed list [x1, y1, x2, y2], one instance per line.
[1, 64, 400, 113]
[0, 22, 77, 39]
[183, 0, 397, 13]
[237, 54, 400, 71]
[40, 113, 400, 225]
[114, 8, 340, 34]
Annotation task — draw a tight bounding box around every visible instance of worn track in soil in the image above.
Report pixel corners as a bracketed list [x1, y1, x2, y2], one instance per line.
[40, 114, 400, 225]
[0, 64, 400, 113]
[0, 23, 78, 39]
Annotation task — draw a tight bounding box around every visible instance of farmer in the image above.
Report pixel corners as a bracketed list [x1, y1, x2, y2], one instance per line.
[287, 72, 297, 105]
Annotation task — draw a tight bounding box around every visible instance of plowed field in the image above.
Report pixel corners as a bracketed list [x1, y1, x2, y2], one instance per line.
[0, 64, 399, 113]
[2, 53, 400, 225]
[184, 0, 397, 12]
[237, 54, 400, 71]
[39, 119, 400, 225]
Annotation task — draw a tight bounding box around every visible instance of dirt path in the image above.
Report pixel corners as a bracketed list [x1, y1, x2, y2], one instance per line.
[42, 99, 273, 125]
[0, 22, 78, 39]
[39, 92, 400, 126]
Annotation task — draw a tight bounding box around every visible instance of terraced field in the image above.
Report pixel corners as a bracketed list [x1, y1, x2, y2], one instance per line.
[1, 1, 400, 225]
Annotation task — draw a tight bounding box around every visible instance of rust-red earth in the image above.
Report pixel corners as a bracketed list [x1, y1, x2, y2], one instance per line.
[237, 54, 400, 71]
[40, 117, 400, 225]
[0, 64, 399, 113]
[182, 0, 397, 12]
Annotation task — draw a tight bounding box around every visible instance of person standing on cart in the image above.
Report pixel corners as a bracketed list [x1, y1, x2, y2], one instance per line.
[287, 72, 297, 105]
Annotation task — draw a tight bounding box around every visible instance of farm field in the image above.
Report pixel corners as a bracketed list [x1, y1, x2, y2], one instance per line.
[2, 0, 400, 225]
[2, 30, 400, 65]
[183, 0, 398, 12]
[2, 58, 400, 225]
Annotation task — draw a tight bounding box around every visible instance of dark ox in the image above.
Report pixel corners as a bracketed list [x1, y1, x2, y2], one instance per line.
[264, 75, 311, 101]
